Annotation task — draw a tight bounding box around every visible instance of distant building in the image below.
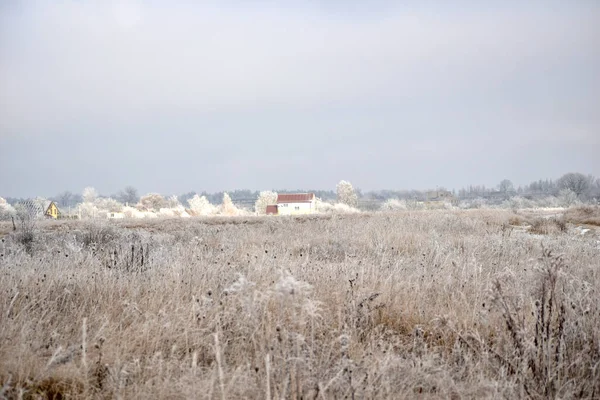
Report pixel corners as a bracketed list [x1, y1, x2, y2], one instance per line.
[17, 199, 60, 219]
[425, 190, 457, 206]
[265, 205, 278, 215]
[275, 193, 317, 216]
[107, 212, 125, 219]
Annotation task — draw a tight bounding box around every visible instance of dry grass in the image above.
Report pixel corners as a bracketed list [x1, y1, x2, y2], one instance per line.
[564, 205, 600, 227]
[0, 210, 598, 399]
[529, 218, 568, 235]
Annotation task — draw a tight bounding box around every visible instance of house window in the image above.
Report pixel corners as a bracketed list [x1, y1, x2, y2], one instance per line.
[295, 206, 300, 210]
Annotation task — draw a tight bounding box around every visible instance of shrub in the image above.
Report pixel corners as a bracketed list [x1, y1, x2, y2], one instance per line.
[254, 191, 278, 215]
[95, 197, 124, 213]
[137, 193, 168, 211]
[503, 196, 535, 210]
[563, 205, 600, 226]
[316, 200, 360, 214]
[381, 199, 407, 211]
[529, 218, 567, 234]
[78, 221, 117, 247]
[558, 189, 580, 208]
[490, 249, 599, 398]
[188, 195, 218, 216]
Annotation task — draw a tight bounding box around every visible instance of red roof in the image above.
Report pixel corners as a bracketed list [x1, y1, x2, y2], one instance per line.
[277, 193, 315, 203]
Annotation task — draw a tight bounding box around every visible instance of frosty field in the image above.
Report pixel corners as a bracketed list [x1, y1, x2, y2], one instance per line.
[0, 208, 599, 399]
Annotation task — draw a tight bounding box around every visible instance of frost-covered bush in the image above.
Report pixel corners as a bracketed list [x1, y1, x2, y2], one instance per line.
[316, 200, 360, 214]
[76, 192, 124, 219]
[187, 195, 218, 216]
[424, 200, 456, 210]
[406, 199, 425, 210]
[439, 201, 457, 210]
[535, 196, 561, 208]
[78, 202, 100, 219]
[0, 197, 16, 220]
[219, 193, 249, 216]
[159, 205, 190, 218]
[459, 198, 489, 209]
[122, 206, 146, 219]
[381, 199, 408, 211]
[166, 195, 180, 208]
[180, 210, 191, 218]
[95, 198, 124, 213]
[558, 189, 580, 208]
[158, 208, 176, 217]
[137, 193, 168, 211]
[502, 196, 535, 210]
[254, 191, 278, 215]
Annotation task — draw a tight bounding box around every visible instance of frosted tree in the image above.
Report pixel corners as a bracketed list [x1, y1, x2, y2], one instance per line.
[558, 189, 579, 208]
[79, 202, 99, 219]
[95, 197, 124, 213]
[137, 193, 168, 211]
[0, 197, 16, 220]
[122, 206, 146, 219]
[504, 196, 534, 211]
[336, 180, 358, 208]
[187, 195, 217, 216]
[557, 173, 591, 197]
[254, 191, 278, 215]
[56, 191, 74, 207]
[166, 195, 180, 208]
[82, 187, 98, 203]
[221, 193, 238, 216]
[497, 179, 514, 196]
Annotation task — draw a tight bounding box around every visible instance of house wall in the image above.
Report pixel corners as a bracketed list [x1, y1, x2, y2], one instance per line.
[277, 200, 316, 215]
[107, 212, 125, 219]
[266, 205, 278, 215]
[47, 203, 59, 219]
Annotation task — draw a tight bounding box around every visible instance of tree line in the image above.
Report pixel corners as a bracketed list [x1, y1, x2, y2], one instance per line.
[2, 172, 599, 210]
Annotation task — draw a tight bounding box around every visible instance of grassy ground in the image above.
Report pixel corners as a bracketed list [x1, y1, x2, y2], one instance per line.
[0, 209, 599, 399]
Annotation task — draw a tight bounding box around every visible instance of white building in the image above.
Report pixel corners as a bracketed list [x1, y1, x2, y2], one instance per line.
[276, 193, 317, 215]
[107, 212, 125, 219]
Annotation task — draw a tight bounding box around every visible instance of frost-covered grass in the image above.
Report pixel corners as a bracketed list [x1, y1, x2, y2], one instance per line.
[0, 210, 599, 399]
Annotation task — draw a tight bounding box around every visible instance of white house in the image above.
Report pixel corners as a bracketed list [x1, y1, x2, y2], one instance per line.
[276, 193, 317, 215]
[107, 212, 125, 219]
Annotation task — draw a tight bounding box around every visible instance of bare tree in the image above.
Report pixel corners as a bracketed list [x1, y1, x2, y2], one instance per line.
[56, 191, 74, 208]
[497, 179, 514, 195]
[118, 186, 139, 205]
[557, 173, 591, 197]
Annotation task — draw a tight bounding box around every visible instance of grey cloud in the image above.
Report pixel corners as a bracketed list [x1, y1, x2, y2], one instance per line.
[0, 1, 599, 197]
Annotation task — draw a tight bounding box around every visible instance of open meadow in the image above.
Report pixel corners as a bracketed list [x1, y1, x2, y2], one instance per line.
[1, 208, 599, 399]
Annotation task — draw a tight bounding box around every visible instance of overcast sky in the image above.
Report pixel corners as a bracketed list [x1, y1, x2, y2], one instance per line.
[1, 1, 599, 198]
